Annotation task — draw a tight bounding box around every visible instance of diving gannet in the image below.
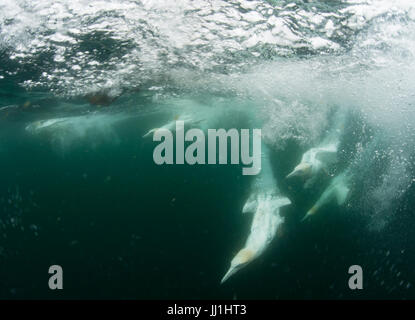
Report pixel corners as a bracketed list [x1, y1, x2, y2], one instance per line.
[25, 117, 74, 133]
[301, 170, 351, 221]
[286, 143, 338, 187]
[286, 109, 347, 188]
[142, 114, 203, 138]
[221, 142, 291, 283]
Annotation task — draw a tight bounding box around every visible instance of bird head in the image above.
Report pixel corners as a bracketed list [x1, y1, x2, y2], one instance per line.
[301, 205, 318, 222]
[142, 128, 158, 138]
[286, 162, 312, 179]
[221, 248, 255, 284]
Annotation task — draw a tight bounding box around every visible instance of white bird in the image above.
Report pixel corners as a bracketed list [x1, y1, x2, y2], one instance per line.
[142, 113, 203, 138]
[301, 171, 351, 222]
[142, 98, 215, 138]
[25, 118, 71, 133]
[221, 143, 291, 283]
[286, 108, 347, 188]
[25, 113, 129, 134]
[286, 143, 338, 188]
[221, 192, 290, 283]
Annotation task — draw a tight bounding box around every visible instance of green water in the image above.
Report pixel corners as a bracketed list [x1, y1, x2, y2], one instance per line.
[1, 0, 415, 300]
[0, 102, 413, 299]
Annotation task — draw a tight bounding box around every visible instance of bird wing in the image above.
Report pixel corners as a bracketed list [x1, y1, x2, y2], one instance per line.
[315, 144, 338, 164]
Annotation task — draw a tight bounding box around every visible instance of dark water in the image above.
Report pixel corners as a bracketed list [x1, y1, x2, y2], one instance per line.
[1, 0, 415, 300]
[0, 108, 413, 299]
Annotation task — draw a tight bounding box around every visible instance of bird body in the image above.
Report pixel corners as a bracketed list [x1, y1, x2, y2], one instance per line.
[221, 142, 291, 283]
[286, 143, 338, 188]
[302, 171, 351, 221]
[286, 108, 347, 188]
[142, 114, 202, 138]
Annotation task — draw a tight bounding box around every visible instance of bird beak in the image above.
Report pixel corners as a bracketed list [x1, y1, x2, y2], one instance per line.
[301, 212, 311, 222]
[301, 206, 317, 222]
[142, 129, 154, 138]
[286, 170, 298, 179]
[220, 267, 238, 284]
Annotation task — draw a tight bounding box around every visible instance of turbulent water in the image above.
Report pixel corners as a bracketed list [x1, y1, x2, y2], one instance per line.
[0, 0, 414, 299]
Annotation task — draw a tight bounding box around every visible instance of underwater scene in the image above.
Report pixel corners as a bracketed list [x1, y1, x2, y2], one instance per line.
[0, 0, 414, 300]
